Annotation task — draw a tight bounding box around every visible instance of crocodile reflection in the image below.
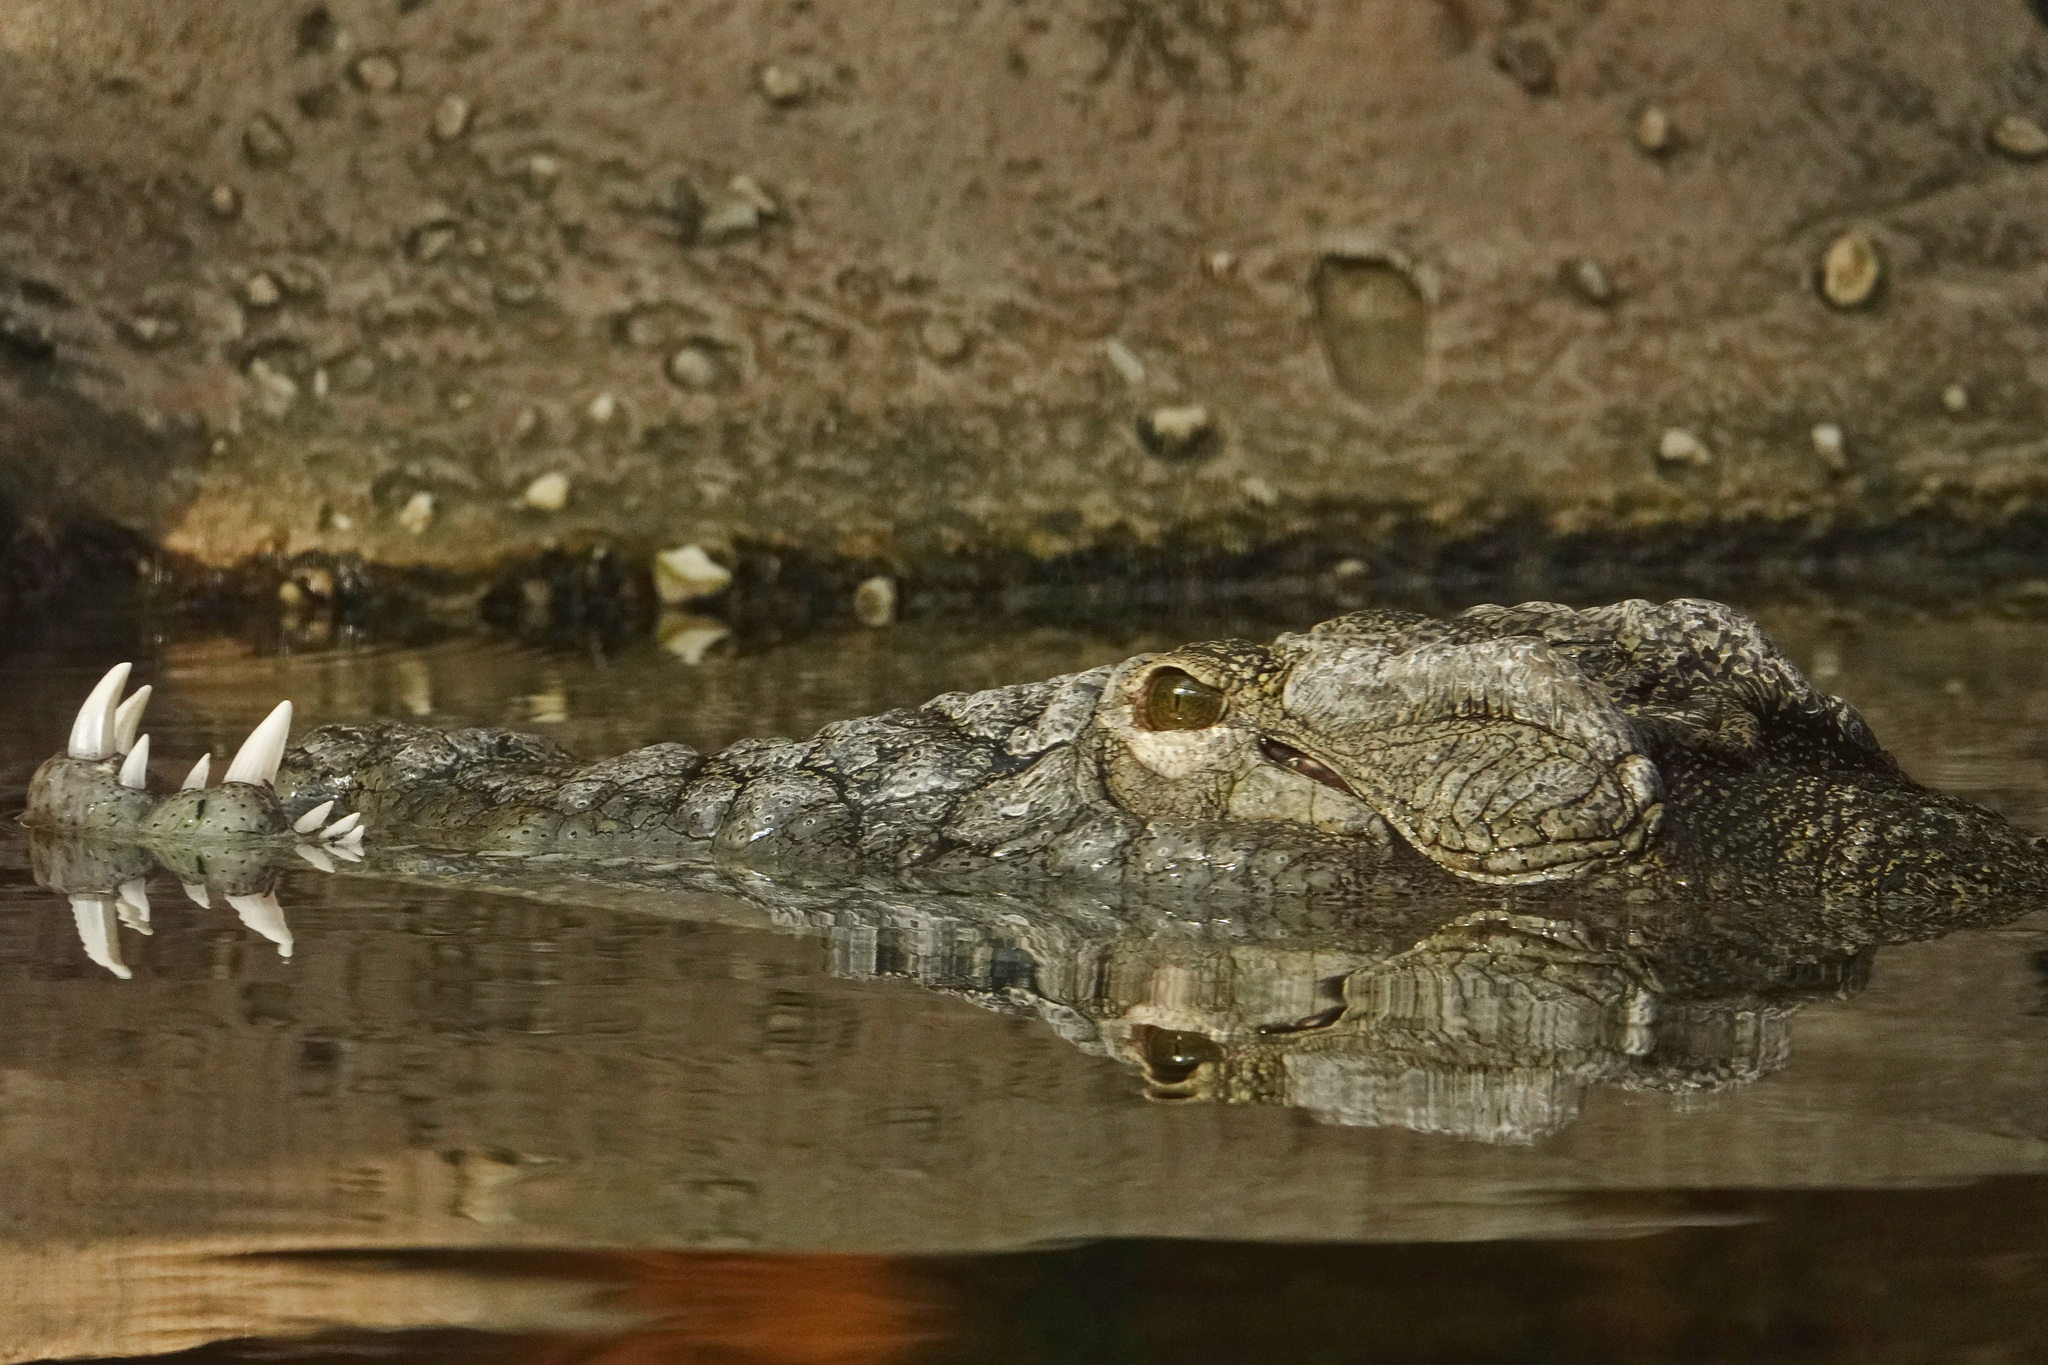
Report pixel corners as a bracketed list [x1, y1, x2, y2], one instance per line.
[32, 831, 2025, 1144]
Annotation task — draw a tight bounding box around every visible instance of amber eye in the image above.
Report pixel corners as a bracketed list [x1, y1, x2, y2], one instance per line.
[1144, 668, 1226, 730]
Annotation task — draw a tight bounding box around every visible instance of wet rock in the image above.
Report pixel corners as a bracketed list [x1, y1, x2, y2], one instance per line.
[758, 64, 810, 105]
[242, 113, 295, 168]
[431, 93, 472, 141]
[1656, 427, 1713, 468]
[1989, 114, 2048, 161]
[243, 272, 283, 309]
[1492, 32, 1556, 96]
[207, 184, 242, 219]
[121, 315, 183, 349]
[1137, 404, 1219, 463]
[853, 574, 897, 627]
[1634, 105, 1674, 154]
[396, 490, 436, 534]
[654, 545, 732, 603]
[247, 359, 299, 416]
[350, 52, 403, 94]
[919, 317, 969, 362]
[1817, 230, 1882, 309]
[1810, 422, 1849, 472]
[1562, 258, 1616, 305]
[1104, 338, 1147, 385]
[1943, 383, 1970, 414]
[522, 471, 570, 512]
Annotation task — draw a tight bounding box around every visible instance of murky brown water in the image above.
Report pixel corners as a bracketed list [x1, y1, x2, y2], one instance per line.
[5, 602, 2048, 1363]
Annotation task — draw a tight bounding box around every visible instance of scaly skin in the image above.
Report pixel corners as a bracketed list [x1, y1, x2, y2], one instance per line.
[25, 597, 2048, 903]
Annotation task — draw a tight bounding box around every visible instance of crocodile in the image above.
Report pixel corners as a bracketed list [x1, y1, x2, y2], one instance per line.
[23, 596, 2048, 906]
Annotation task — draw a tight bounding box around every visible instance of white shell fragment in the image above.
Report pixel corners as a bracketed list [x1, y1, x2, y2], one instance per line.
[1656, 428, 1714, 468]
[293, 800, 336, 834]
[182, 753, 212, 790]
[68, 663, 133, 760]
[118, 735, 151, 791]
[223, 701, 293, 787]
[113, 685, 153, 755]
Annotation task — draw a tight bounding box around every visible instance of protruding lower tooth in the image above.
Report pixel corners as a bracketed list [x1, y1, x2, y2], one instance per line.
[321, 811, 362, 841]
[293, 800, 336, 834]
[294, 844, 337, 873]
[67, 663, 132, 760]
[70, 896, 132, 979]
[181, 753, 211, 790]
[113, 685, 153, 755]
[223, 700, 293, 787]
[118, 734, 151, 791]
[226, 891, 293, 958]
[115, 878, 153, 933]
[336, 823, 366, 853]
[181, 882, 211, 909]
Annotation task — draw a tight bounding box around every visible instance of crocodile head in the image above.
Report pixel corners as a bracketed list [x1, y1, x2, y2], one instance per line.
[1090, 619, 1664, 885]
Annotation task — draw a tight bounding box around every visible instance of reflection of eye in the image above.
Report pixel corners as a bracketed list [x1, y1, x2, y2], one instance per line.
[1144, 668, 1227, 730]
[1141, 1027, 1224, 1085]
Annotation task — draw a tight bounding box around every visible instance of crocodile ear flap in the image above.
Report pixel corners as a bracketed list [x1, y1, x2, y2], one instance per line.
[1279, 634, 1663, 884]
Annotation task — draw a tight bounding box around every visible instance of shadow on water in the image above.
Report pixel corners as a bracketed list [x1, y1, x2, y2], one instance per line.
[5, 603, 2048, 1361]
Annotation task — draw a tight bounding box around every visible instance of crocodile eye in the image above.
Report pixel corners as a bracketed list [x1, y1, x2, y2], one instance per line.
[1144, 668, 1226, 730]
[1140, 1027, 1224, 1085]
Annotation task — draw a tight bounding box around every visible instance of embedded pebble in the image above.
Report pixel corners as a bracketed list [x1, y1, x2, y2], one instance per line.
[654, 545, 733, 603]
[511, 406, 543, 442]
[587, 392, 620, 424]
[1634, 105, 1673, 154]
[432, 94, 472, 141]
[247, 360, 298, 416]
[1809, 423, 1849, 472]
[521, 155, 562, 195]
[729, 175, 779, 216]
[243, 113, 294, 167]
[665, 344, 723, 389]
[1205, 250, 1238, 277]
[698, 198, 761, 243]
[853, 575, 898, 628]
[758, 64, 810, 104]
[919, 317, 969, 362]
[407, 221, 459, 263]
[1818, 230, 1882, 309]
[1136, 404, 1218, 462]
[1943, 383, 1970, 414]
[396, 490, 436, 534]
[1989, 114, 2048, 161]
[1656, 427, 1713, 467]
[1104, 338, 1147, 385]
[1241, 476, 1279, 507]
[208, 184, 242, 219]
[351, 52, 402, 93]
[659, 613, 732, 665]
[522, 471, 570, 512]
[1563, 257, 1615, 305]
[122, 315, 183, 348]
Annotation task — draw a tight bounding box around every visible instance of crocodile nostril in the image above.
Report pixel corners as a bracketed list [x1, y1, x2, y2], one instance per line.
[1258, 736, 1354, 796]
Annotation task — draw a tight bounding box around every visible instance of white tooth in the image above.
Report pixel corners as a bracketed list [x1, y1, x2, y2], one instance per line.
[293, 800, 335, 834]
[181, 753, 212, 790]
[67, 663, 132, 760]
[223, 701, 293, 786]
[115, 878, 153, 934]
[113, 685, 153, 755]
[181, 881, 211, 909]
[70, 896, 132, 979]
[336, 824, 365, 853]
[294, 844, 337, 873]
[118, 734, 151, 791]
[321, 811, 361, 841]
[226, 891, 293, 958]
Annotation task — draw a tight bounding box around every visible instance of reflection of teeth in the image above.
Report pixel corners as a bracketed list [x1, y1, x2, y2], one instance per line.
[115, 878, 154, 934]
[118, 734, 151, 791]
[223, 700, 293, 786]
[295, 844, 337, 873]
[327, 842, 364, 863]
[181, 753, 211, 790]
[113, 685, 153, 755]
[226, 891, 293, 958]
[67, 663, 132, 760]
[69, 896, 132, 979]
[335, 824, 365, 853]
[181, 881, 211, 909]
[321, 812, 361, 841]
[293, 800, 336, 834]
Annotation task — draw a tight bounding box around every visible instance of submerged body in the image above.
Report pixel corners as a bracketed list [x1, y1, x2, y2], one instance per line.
[23, 598, 2048, 905]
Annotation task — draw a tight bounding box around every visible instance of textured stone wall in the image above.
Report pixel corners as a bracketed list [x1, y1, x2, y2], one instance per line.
[5, 0, 2048, 602]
